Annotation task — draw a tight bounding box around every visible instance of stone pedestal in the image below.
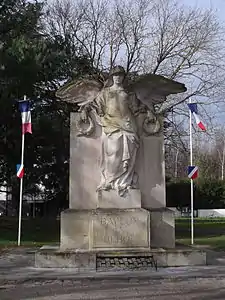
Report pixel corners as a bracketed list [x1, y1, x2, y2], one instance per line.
[36, 112, 207, 270]
[150, 208, 175, 248]
[35, 247, 207, 269]
[35, 250, 96, 270]
[60, 208, 150, 251]
[61, 210, 92, 250]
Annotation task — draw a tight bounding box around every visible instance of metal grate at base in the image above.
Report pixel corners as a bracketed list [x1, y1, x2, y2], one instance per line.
[97, 255, 157, 272]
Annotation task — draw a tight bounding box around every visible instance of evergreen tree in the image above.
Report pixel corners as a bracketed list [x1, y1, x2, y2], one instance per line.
[0, 0, 94, 215]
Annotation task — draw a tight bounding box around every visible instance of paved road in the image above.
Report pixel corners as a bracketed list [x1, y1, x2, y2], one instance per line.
[1, 248, 225, 299]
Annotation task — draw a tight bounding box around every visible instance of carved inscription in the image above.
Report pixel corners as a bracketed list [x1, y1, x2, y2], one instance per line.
[93, 212, 149, 248]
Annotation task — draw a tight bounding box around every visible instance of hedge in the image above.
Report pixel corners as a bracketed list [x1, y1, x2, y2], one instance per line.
[166, 179, 225, 209]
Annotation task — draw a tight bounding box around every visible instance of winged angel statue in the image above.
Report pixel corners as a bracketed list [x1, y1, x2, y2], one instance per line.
[56, 66, 186, 196]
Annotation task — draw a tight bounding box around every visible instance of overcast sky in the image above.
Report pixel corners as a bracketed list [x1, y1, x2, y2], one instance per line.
[180, 0, 225, 128]
[182, 0, 225, 22]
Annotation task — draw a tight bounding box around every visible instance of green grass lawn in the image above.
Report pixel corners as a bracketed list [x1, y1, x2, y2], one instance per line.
[175, 217, 225, 250]
[0, 217, 59, 248]
[1, 217, 225, 250]
[177, 236, 225, 250]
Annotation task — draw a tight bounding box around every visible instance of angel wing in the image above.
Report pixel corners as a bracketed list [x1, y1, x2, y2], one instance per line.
[128, 73, 187, 112]
[56, 79, 103, 106]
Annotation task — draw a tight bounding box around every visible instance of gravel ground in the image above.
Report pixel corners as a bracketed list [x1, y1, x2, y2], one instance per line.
[1, 276, 225, 299]
[1, 247, 225, 299]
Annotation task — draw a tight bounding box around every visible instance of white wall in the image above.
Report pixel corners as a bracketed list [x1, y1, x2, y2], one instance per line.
[169, 207, 225, 218]
[198, 209, 225, 218]
[0, 186, 6, 201]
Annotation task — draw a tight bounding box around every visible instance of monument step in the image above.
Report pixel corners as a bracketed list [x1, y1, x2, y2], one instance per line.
[35, 246, 206, 270]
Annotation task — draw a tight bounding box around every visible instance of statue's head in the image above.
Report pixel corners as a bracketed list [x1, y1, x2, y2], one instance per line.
[109, 65, 125, 77]
[105, 65, 126, 87]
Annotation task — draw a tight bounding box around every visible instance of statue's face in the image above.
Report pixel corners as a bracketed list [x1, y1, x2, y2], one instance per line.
[112, 74, 124, 85]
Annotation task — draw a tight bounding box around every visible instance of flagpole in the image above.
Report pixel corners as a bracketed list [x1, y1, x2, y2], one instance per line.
[189, 98, 194, 245]
[17, 95, 26, 246]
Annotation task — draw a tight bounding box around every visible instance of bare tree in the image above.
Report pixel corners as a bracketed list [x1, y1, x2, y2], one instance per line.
[46, 0, 225, 105]
[45, 0, 225, 170]
[164, 122, 189, 179]
[213, 129, 225, 180]
[189, 130, 225, 181]
[147, 0, 225, 113]
[218, 142, 225, 180]
[45, 0, 151, 72]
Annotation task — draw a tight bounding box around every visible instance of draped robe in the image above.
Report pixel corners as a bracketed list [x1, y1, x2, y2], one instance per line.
[94, 86, 140, 196]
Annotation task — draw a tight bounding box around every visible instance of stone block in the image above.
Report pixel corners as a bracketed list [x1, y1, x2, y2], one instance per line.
[150, 208, 175, 248]
[35, 247, 96, 270]
[70, 113, 167, 211]
[136, 135, 166, 209]
[97, 189, 141, 209]
[92, 208, 150, 250]
[60, 208, 150, 251]
[151, 249, 206, 267]
[60, 209, 92, 250]
[69, 113, 101, 210]
[35, 247, 206, 269]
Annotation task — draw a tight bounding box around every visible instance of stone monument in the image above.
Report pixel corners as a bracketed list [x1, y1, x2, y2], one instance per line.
[35, 66, 206, 270]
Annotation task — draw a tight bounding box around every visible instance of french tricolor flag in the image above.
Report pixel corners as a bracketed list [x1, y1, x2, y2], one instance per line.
[188, 166, 198, 180]
[18, 100, 32, 134]
[188, 103, 206, 131]
[16, 164, 24, 178]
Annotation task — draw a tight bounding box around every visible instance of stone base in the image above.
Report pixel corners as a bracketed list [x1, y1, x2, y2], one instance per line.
[35, 247, 96, 271]
[61, 208, 150, 250]
[35, 247, 207, 270]
[150, 208, 175, 248]
[97, 189, 141, 209]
